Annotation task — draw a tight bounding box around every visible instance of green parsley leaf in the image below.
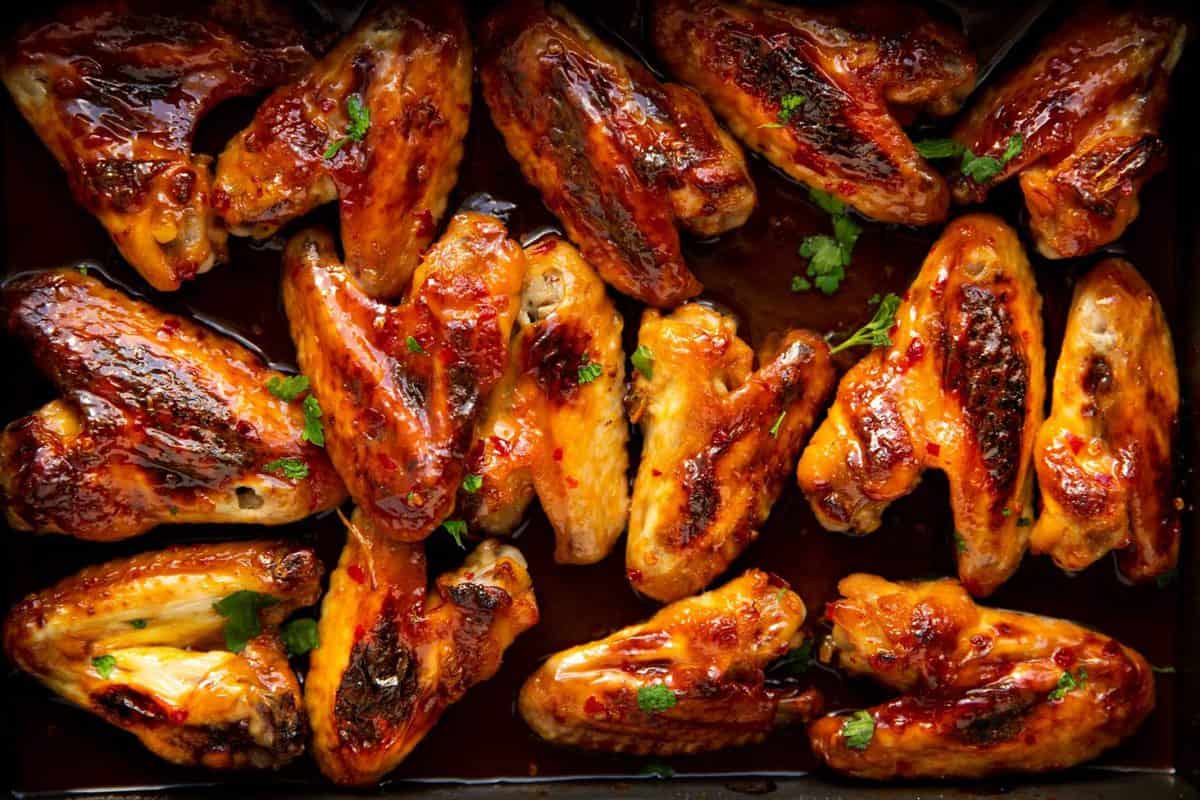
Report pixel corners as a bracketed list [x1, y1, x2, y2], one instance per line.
[841, 710, 874, 750]
[443, 519, 468, 549]
[631, 345, 655, 380]
[799, 234, 848, 295]
[808, 188, 846, 216]
[777, 93, 806, 123]
[92, 654, 116, 679]
[78, 264, 90, 276]
[264, 457, 309, 480]
[1049, 669, 1082, 701]
[281, 618, 319, 657]
[266, 374, 310, 401]
[915, 135, 1022, 184]
[640, 762, 675, 779]
[914, 138, 967, 160]
[953, 531, 968, 553]
[769, 410, 786, 438]
[768, 639, 814, 677]
[1001, 507, 1012, 517]
[960, 153, 1003, 183]
[323, 94, 371, 159]
[1152, 665, 1177, 674]
[462, 473, 483, 493]
[868, 293, 881, 305]
[213, 590, 279, 653]
[791, 275, 812, 292]
[830, 293, 901, 355]
[833, 213, 861, 250]
[129, 619, 148, 629]
[302, 394, 325, 447]
[578, 354, 603, 384]
[1002, 134, 1024, 164]
[406, 335, 427, 355]
[637, 684, 677, 714]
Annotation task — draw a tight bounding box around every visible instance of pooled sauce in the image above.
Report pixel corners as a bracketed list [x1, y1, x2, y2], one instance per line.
[2, 0, 1191, 792]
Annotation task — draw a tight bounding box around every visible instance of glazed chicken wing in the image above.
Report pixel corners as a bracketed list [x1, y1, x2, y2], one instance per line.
[797, 215, 1044, 597]
[652, 0, 975, 226]
[950, 7, 1185, 259]
[809, 574, 1155, 779]
[1, 1, 313, 291]
[0, 269, 347, 541]
[3, 540, 322, 769]
[1032, 260, 1179, 582]
[479, 0, 756, 307]
[215, 0, 471, 299]
[627, 304, 834, 603]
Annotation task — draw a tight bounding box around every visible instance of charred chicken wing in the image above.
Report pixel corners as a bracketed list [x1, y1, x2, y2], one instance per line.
[479, 0, 756, 307]
[809, 574, 1155, 779]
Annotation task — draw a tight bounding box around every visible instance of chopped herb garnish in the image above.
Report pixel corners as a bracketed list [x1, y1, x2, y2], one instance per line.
[790, 275, 812, 292]
[78, 265, 89, 276]
[280, 618, 319, 657]
[915, 134, 1023, 185]
[640, 762, 675, 779]
[266, 374, 310, 401]
[92, 654, 116, 679]
[406, 335, 427, 355]
[129, 619, 148, 629]
[1001, 507, 1012, 517]
[1002, 133, 1025, 163]
[795, 189, 862, 295]
[578, 354, 603, 384]
[769, 410, 786, 438]
[264, 457, 309, 480]
[443, 519, 468, 549]
[840, 710, 874, 750]
[462, 473, 483, 493]
[953, 531, 968, 553]
[769, 639, 814, 677]
[213, 590, 279, 653]
[808, 188, 846, 216]
[761, 92, 807, 127]
[631, 345, 655, 380]
[323, 94, 371, 159]
[868, 293, 881, 306]
[830, 293, 901, 355]
[914, 138, 964, 160]
[1049, 669, 1085, 701]
[1152, 665, 1177, 674]
[302, 394, 325, 447]
[637, 684, 677, 714]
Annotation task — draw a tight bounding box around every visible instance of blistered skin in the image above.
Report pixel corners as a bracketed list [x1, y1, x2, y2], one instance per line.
[797, 215, 1045, 597]
[0, 269, 347, 540]
[808, 574, 1155, 779]
[1, 1, 313, 291]
[652, 0, 975, 226]
[479, 0, 756, 308]
[951, 7, 1185, 259]
[1032, 260, 1179, 582]
[282, 213, 525, 541]
[214, 0, 471, 299]
[306, 510, 538, 785]
[520, 569, 820, 755]
[627, 304, 834, 603]
[3, 541, 322, 770]
[463, 236, 630, 564]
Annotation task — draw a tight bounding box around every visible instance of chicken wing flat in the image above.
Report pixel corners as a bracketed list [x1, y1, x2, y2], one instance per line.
[1032, 260, 1179, 582]
[520, 569, 820, 755]
[479, 0, 756, 308]
[1, 1, 313, 291]
[652, 0, 975, 226]
[282, 213, 525, 541]
[627, 304, 834, 603]
[950, 7, 1185, 259]
[463, 236, 629, 564]
[0, 269, 347, 541]
[3, 540, 322, 769]
[797, 215, 1044, 597]
[306, 510, 538, 785]
[214, 0, 470, 299]
[808, 574, 1155, 779]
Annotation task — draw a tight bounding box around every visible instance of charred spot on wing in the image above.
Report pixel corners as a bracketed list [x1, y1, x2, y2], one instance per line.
[83, 159, 171, 211]
[447, 364, 482, 426]
[270, 547, 321, 591]
[678, 452, 719, 547]
[94, 685, 170, 726]
[952, 690, 1034, 746]
[447, 581, 513, 613]
[1082, 355, 1113, 398]
[523, 319, 591, 404]
[334, 612, 419, 749]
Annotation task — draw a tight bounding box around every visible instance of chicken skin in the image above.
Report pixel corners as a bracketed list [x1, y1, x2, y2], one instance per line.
[809, 574, 1155, 779]
[3, 540, 322, 770]
[282, 213, 525, 542]
[797, 215, 1045, 597]
[627, 304, 834, 603]
[1, 1, 313, 291]
[215, 1, 471, 299]
[652, 0, 975, 226]
[0, 269, 347, 541]
[1032, 260, 1179, 582]
[479, 0, 756, 308]
[950, 7, 1185, 259]
[463, 236, 629, 564]
[306, 510, 538, 785]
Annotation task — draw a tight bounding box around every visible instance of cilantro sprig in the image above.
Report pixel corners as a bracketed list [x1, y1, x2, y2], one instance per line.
[264, 457, 309, 480]
[92, 654, 116, 679]
[267, 374, 310, 401]
[577, 354, 603, 384]
[462, 473, 483, 493]
[1049, 668, 1087, 701]
[443, 519, 468, 549]
[840, 710, 875, 750]
[830, 293, 901, 355]
[213, 590, 279, 653]
[761, 92, 807, 128]
[637, 684, 677, 714]
[280, 618, 319, 657]
[915, 134, 1024, 184]
[323, 94, 371, 159]
[302, 394, 325, 447]
[631, 345, 654, 380]
[793, 189, 862, 295]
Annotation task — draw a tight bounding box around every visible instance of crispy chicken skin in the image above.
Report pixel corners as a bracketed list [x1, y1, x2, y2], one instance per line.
[652, 0, 975, 226]
[1, 1, 313, 291]
[479, 0, 756, 308]
[0, 269, 347, 540]
[520, 569, 821, 755]
[809, 574, 1155, 779]
[627, 304, 834, 603]
[3, 540, 322, 769]
[1032, 260, 1179, 582]
[463, 236, 630, 564]
[214, 1, 471, 299]
[797, 215, 1044, 597]
[306, 510, 538, 785]
[951, 7, 1185, 259]
[282, 213, 525, 542]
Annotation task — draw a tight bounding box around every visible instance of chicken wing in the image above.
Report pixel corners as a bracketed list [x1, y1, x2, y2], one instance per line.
[652, 0, 975, 226]
[627, 304, 834, 603]
[3, 540, 322, 769]
[950, 7, 1185, 259]
[214, 0, 471, 299]
[0, 269, 347, 541]
[1, 1, 313, 291]
[479, 0, 756, 308]
[462, 236, 629, 564]
[1032, 260, 1179, 582]
[306, 510, 538, 785]
[796, 215, 1044, 597]
[282, 213, 525, 542]
[808, 574, 1155, 779]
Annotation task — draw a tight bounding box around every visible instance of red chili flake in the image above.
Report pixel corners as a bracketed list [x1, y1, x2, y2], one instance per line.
[626, 567, 643, 584]
[565, 476, 579, 489]
[552, 447, 564, 462]
[651, 468, 662, 477]
[584, 696, 605, 716]
[169, 708, 189, 724]
[1066, 433, 1085, 454]
[925, 442, 941, 456]
[354, 624, 366, 641]
[900, 337, 925, 370]
[491, 436, 513, 458]
[159, 318, 180, 336]
[347, 564, 366, 584]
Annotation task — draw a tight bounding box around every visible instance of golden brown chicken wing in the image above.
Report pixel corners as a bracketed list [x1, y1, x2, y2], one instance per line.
[214, 0, 470, 299]
[306, 510, 538, 785]
[0, 269, 347, 541]
[808, 574, 1155, 779]
[652, 0, 975, 226]
[1, 1, 313, 291]
[282, 212, 526, 542]
[3, 540, 322, 770]
[479, 0, 756, 308]
[796, 215, 1044, 597]
[1032, 260, 1179, 582]
[950, 6, 1185, 259]
[627, 304, 834, 603]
